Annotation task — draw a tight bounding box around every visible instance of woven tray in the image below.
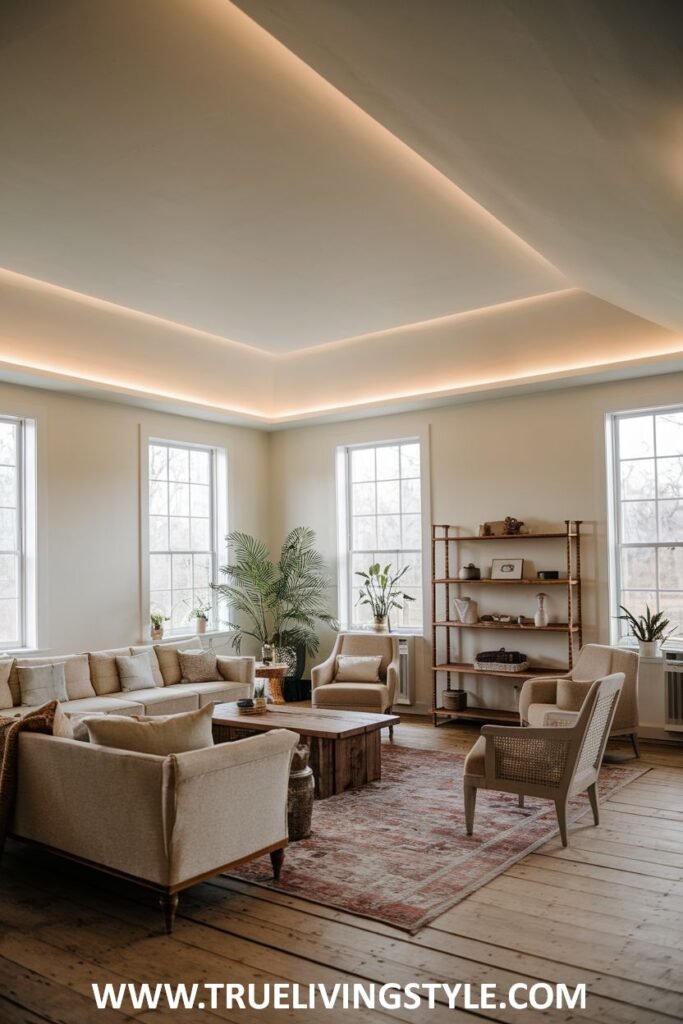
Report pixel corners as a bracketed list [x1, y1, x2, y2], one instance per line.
[237, 705, 266, 715]
[473, 659, 530, 673]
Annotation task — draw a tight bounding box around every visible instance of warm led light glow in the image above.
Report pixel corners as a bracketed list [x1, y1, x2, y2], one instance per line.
[291, 288, 579, 354]
[0, 352, 272, 422]
[273, 343, 683, 422]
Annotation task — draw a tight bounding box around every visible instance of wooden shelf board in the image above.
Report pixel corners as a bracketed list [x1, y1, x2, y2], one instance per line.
[434, 662, 565, 680]
[434, 621, 578, 633]
[433, 578, 577, 586]
[433, 707, 519, 723]
[433, 532, 577, 541]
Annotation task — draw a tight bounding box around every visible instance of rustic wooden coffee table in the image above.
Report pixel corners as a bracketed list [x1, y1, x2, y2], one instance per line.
[212, 704, 400, 799]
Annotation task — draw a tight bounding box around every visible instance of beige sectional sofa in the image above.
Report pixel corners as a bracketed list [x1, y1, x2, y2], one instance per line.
[0, 638, 254, 720]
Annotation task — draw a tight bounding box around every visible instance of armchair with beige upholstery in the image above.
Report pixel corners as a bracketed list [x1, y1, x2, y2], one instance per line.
[519, 644, 640, 756]
[464, 673, 624, 846]
[311, 633, 399, 736]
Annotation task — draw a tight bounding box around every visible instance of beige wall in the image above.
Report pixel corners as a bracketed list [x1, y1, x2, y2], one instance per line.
[0, 381, 269, 656]
[270, 370, 683, 713]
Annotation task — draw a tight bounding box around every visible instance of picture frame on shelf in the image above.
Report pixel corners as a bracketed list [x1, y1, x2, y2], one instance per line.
[490, 557, 524, 580]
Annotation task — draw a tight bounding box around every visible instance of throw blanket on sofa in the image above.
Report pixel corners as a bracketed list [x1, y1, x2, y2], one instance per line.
[0, 701, 58, 850]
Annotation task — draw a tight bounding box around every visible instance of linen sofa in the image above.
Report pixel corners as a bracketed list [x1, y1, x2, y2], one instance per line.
[0, 639, 254, 721]
[12, 725, 298, 931]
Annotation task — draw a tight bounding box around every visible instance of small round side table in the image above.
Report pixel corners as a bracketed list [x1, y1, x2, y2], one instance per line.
[255, 662, 288, 704]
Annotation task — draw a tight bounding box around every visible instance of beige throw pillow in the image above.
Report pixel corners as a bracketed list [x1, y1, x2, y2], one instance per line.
[18, 663, 68, 705]
[557, 678, 591, 712]
[115, 653, 156, 692]
[129, 645, 164, 687]
[0, 658, 14, 709]
[178, 649, 222, 683]
[88, 647, 134, 695]
[53, 703, 75, 739]
[154, 639, 201, 686]
[335, 655, 382, 683]
[10, 654, 95, 703]
[84, 703, 214, 755]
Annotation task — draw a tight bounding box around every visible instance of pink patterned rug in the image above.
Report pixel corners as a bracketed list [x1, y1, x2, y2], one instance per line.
[230, 744, 648, 932]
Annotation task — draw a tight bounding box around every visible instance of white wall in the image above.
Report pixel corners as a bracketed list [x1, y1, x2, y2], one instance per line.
[0, 381, 269, 656]
[269, 370, 683, 713]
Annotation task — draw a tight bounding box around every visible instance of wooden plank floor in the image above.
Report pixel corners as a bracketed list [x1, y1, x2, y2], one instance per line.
[1, 716, 682, 1023]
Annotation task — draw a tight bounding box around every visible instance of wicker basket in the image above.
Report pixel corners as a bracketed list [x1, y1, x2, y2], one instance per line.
[442, 689, 467, 711]
[473, 659, 529, 672]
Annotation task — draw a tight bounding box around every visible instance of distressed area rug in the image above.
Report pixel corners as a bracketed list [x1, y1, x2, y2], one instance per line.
[230, 744, 648, 932]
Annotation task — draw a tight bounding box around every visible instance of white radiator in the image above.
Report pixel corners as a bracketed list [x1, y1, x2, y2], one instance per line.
[396, 636, 415, 705]
[665, 654, 683, 731]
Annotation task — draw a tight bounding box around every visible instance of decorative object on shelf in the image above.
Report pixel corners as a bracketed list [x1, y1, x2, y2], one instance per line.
[474, 648, 529, 672]
[287, 744, 315, 841]
[479, 519, 528, 537]
[459, 563, 481, 580]
[188, 598, 211, 635]
[490, 558, 524, 580]
[535, 592, 549, 627]
[453, 596, 479, 624]
[212, 527, 337, 680]
[431, 521, 583, 726]
[537, 570, 559, 580]
[617, 603, 676, 658]
[150, 612, 169, 641]
[503, 517, 525, 535]
[443, 689, 467, 711]
[355, 561, 415, 633]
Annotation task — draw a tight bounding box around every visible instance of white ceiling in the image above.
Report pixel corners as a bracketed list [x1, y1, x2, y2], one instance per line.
[0, 0, 681, 424]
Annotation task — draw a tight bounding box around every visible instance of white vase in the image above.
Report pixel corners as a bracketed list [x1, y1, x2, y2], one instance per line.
[534, 592, 548, 628]
[638, 640, 660, 658]
[453, 597, 478, 624]
[195, 617, 207, 635]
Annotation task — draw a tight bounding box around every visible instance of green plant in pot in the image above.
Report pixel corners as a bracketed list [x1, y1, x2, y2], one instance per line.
[617, 604, 677, 657]
[150, 612, 169, 641]
[187, 597, 212, 635]
[355, 562, 415, 632]
[212, 527, 338, 678]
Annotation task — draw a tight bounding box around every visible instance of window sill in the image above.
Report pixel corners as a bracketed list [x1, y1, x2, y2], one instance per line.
[137, 629, 234, 646]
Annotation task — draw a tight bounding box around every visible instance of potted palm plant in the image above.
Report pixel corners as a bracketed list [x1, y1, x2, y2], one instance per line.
[356, 562, 415, 632]
[617, 604, 677, 657]
[212, 527, 338, 678]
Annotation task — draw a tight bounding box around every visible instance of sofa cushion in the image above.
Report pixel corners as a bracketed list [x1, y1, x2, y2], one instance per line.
[154, 640, 202, 686]
[0, 657, 14, 709]
[84, 703, 214, 755]
[335, 655, 382, 683]
[312, 681, 391, 711]
[162, 680, 249, 707]
[9, 654, 95, 704]
[60, 696, 145, 717]
[557, 678, 591, 712]
[88, 647, 134, 695]
[526, 703, 580, 728]
[116, 653, 157, 692]
[129, 646, 164, 687]
[109, 688, 198, 715]
[18, 663, 68, 706]
[53, 704, 75, 739]
[178, 649, 222, 684]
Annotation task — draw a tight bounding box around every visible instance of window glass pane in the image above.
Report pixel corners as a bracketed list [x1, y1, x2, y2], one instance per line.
[149, 516, 169, 552]
[620, 547, 656, 590]
[169, 481, 189, 517]
[397, 552, 421, 586]
[190, 518, 210, 551]
[656, 412, 683, 457]
[400, 443, 420, 478]
[0, 598, 18, 642]
[620, 459, 655, 500]
[190, 484, 210, 517]
[169, 517, 190, 551]
[619, 416, 653, 459]
[660, 546, 683, 590]
[402, 514, 422, 549]
[149, 480, 168, 516]
[149, 445, 167, 480]
[168, 447, 190, 482]
[658, 500, 683, 543]
[621, 501, 656, 543]
[353, 515, 377, 550]
[619, 590, 657, 631]
[0, 509, 16, 551]
[657, 457, 683, 499]
[377, 515, 400, 549]
[150, 553, 171, 591]
[193, 553, 211, 588]
[659, 593, 683, 635]
[190, 449, 210, 484]
[150, 590, 171, 619]
[0, 554, 17, 599]
[171, 589, 193, 628]
[0, 466, 16, 507]
[377, 480, 399, 515]
[172, 553, 192, 590]
[351, 482, 375, 516]
[401, 478, 421, 513]
[0, 423, 16, 467]
[350, 448, 374, 482]
[376, 445, 399, 480]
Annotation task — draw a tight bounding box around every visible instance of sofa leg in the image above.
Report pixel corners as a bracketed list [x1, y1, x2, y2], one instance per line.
[163, 892, 179, 934]
[270, 847, 284, 882]
[631, 733, 641, 758]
